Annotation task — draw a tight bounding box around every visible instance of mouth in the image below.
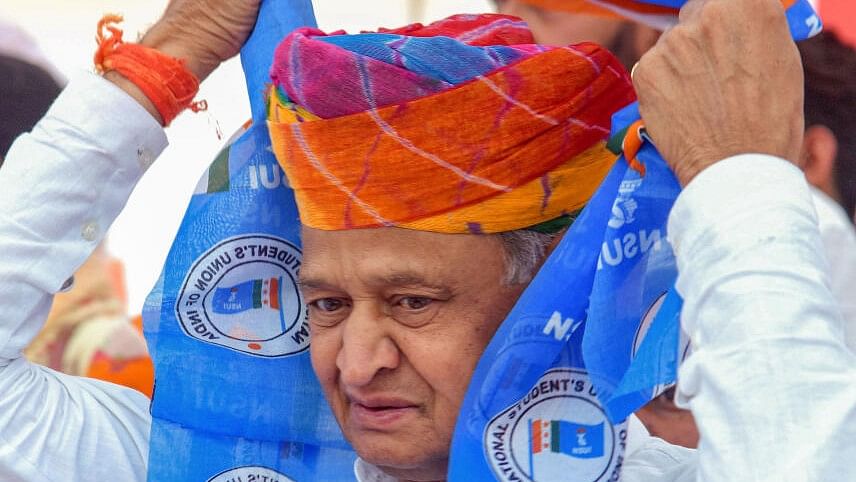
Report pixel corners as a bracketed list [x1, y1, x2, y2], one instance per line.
[348, 397, 420, 429]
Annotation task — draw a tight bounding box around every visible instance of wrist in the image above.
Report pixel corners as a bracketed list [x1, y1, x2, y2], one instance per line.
[140, 24, 220, 82]
[104, 71, 163, 125]
[673, 148, 798, 188]
[95, 15, 206, 127]
[672, 157, 715, 187]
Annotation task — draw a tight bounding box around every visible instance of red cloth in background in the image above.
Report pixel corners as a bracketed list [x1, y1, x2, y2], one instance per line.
[820, 0, 856, 49]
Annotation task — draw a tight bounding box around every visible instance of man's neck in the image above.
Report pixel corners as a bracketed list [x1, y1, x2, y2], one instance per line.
[354, 458, 445, 482]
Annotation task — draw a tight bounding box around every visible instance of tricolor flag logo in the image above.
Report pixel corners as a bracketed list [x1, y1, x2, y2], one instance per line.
[212, 277, 282, 315]
[530, 419, 605, 459]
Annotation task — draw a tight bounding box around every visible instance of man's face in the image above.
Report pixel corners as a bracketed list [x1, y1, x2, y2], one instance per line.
[301, 227, 525, 480]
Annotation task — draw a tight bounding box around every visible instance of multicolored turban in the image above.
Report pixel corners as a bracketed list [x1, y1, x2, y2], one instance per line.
[267, 14, 635, 234]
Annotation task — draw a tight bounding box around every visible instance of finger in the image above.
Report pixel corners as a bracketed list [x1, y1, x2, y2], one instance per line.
[630, 48, 655, 95]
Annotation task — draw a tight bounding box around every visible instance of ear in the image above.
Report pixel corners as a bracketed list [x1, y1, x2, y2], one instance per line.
[802, 124, 839, 191]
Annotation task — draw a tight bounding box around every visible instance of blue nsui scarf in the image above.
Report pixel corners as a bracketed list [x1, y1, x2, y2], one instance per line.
[143, 1, 357, 480]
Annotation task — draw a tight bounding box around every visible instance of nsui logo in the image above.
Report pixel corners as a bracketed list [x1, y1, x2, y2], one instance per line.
[607, 179, 643, 229]
[207, 465, 294, 482]
[176, 235, 309, 357]
[484, 368, 626, 482]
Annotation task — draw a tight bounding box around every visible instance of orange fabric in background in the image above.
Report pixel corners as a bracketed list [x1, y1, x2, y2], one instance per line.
[86, 314, 154, 398]
[269, 45, 635, 233]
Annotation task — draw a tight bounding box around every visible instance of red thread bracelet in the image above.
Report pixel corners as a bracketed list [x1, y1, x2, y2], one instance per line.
[94, 14, 206, 126]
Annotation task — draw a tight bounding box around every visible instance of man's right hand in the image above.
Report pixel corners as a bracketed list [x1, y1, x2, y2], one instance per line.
[632, 0, 804, 186]
[141, 0, 263, 82]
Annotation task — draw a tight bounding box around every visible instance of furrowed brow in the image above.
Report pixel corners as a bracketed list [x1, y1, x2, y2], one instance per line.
[379, 273, 448, 292]
[296, 277, 336, 291]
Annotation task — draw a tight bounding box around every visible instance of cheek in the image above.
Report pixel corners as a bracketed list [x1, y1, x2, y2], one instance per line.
[309, 327, 341, 390]
[409, 297, 516, 405]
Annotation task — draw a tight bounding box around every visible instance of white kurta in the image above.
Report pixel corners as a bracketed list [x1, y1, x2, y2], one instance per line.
[0, 73, 853, 482]
[810, 187, 856, 352]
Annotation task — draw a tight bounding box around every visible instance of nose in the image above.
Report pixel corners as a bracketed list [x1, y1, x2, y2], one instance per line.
[336, 302, 400, 388]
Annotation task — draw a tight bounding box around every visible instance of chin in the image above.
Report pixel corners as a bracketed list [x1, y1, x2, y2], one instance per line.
[352, 434, 448, 480]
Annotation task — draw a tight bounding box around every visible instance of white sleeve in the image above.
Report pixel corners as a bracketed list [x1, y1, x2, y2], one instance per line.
[668, 154, 856, 482]
[810, 187, 856, 353]
[0, 72, 167, 482]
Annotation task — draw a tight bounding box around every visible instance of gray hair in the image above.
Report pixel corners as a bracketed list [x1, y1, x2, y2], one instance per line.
[497, 229, 559, 285]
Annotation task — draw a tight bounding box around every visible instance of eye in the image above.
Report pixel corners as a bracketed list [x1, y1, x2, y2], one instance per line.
[310, 298, 346, 313]
[307, 297, 352, 328]
[398, 296, 432, 311]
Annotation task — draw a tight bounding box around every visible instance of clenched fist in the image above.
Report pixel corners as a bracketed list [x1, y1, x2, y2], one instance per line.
[633, 0, 804, 186]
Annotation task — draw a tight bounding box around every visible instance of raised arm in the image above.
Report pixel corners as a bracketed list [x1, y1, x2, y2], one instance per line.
[633, 0, 856, 480]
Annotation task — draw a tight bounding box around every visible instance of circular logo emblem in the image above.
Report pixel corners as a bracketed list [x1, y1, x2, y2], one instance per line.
[176, 234, 309, 357]
[207, 466, 295, 482]
[484, 368, 625, 482]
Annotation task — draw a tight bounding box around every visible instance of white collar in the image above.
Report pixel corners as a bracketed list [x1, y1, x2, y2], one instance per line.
[353, 458, 399, 482]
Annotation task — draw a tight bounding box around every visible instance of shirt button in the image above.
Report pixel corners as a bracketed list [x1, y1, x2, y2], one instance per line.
[137, 147, 154, 169]
[81, 221, 99, 242]
[59, 276, 75, 293]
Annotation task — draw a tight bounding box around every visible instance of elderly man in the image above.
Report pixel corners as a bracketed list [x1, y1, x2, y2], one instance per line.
[0, 1, 853, 482]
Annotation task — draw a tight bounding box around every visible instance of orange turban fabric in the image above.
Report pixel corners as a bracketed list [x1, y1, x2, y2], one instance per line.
[267, 14, 635, 234]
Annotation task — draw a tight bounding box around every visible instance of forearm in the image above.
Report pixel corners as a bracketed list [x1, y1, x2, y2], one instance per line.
[670, 155, 856, 481]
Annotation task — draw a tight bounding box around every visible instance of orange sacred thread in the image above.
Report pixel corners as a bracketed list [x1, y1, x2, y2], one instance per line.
[94, 14, 205, 126]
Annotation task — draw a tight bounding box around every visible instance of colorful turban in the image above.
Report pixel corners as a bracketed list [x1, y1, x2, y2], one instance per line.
[267, 14, 635, 234]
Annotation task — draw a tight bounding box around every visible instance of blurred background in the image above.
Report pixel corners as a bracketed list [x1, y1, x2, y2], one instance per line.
[2, 0, 492, 314]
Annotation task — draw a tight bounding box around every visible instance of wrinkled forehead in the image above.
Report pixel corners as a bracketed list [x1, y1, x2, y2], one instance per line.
[299, 225, 507, 288]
